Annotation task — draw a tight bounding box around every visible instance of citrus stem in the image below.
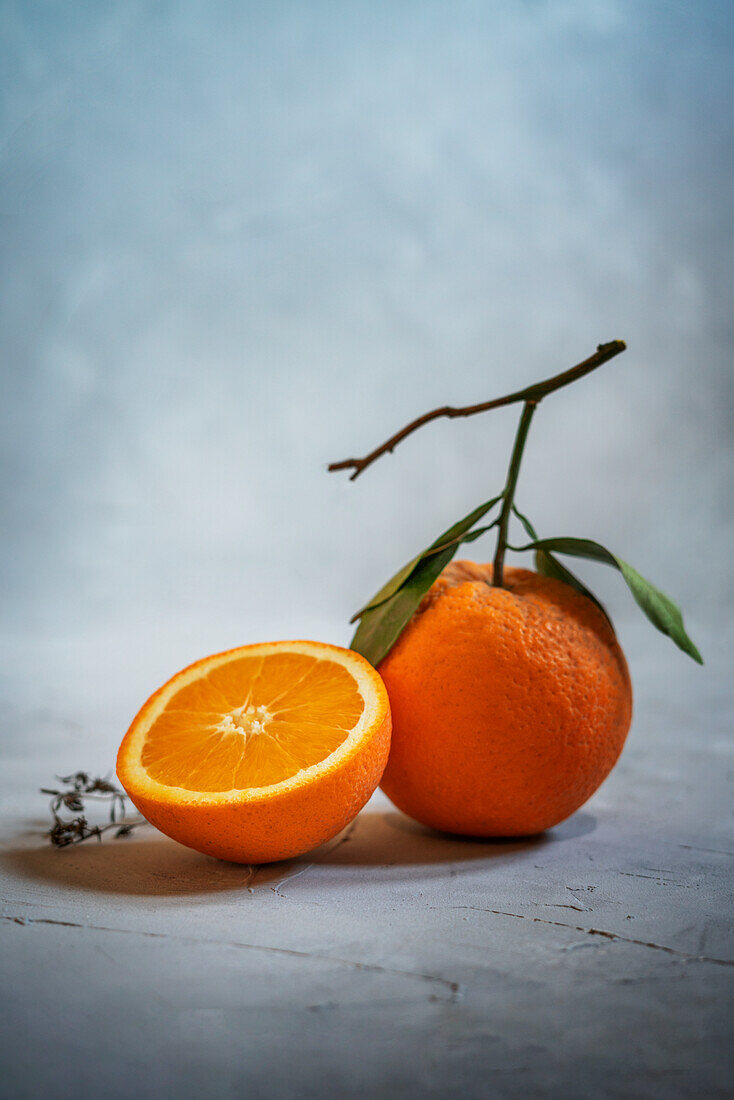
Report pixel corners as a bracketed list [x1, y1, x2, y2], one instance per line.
[492, 401, 537, 587]
[329, 341, 626, 480]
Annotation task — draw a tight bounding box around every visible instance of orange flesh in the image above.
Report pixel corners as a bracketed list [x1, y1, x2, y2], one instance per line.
[140, 652, 364, 791]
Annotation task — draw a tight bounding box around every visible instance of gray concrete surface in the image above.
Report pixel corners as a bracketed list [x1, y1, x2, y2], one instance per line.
[2, 3, 733, 1096]
[1, 644, 732, 1098]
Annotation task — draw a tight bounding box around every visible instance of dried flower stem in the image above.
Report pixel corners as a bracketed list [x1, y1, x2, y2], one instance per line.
[42, 771, 148, 847]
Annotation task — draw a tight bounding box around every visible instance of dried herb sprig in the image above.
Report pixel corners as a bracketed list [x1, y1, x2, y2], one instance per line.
[42, 771, 148, 847]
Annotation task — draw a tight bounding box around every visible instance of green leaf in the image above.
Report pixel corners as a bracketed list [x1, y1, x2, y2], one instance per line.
[350, 544, 458, 666]
[511, 506, 614, 630]
[509, 535, 703, 663]
[350, 494, 504, 665]
[510, 503, 539, 541]
[350, 494, 503, 622]
[348, 555, 424, 623]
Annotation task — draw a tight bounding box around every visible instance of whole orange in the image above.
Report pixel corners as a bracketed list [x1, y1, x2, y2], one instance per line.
[377, 561, 632, 836]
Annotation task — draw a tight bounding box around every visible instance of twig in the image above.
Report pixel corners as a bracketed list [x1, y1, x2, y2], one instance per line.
[328, 340, 626, 480]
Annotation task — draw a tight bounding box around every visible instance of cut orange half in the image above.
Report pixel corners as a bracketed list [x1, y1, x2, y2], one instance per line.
[117, 640, 391, 863]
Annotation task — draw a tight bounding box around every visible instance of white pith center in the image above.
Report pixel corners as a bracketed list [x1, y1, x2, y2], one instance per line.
[216, 703, 273, 740]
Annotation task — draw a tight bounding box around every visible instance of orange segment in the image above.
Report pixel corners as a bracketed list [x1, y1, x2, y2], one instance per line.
[117, 640, 391, 864]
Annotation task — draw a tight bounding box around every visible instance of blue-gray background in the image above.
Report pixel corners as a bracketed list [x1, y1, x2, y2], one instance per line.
[1, 1, 732, 758]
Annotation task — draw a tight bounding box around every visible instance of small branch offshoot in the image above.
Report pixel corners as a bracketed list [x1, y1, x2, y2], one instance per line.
[328, 341, 626, 481]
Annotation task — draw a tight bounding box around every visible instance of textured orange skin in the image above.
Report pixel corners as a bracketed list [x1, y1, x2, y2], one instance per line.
[122, 714, 390, 864]
[378, 562, 632, 836]
[117, 642, 391, 864]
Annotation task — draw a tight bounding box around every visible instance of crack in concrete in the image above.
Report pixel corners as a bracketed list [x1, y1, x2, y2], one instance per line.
[618, 872, 689, 887]
[1, 912, 462, 1002]
[271, 862, 316, 899]
[268, 820, 361, 898]
[242, 865, 258, 892]
[679, 843, 734, 858]
[446, 906, 734, 967]
[564, 886, 594, 911]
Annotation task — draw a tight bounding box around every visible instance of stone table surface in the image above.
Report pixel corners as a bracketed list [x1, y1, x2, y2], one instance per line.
[2, 4, 733, 1096]
[1, 643, 732, 1099]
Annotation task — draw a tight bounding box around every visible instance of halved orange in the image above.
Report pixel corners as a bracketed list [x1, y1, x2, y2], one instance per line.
[117, 640, 391, 863]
